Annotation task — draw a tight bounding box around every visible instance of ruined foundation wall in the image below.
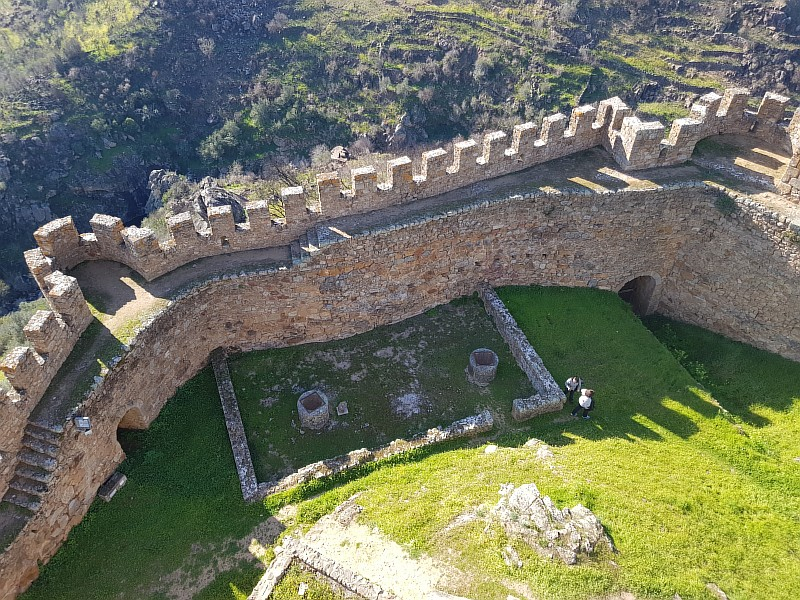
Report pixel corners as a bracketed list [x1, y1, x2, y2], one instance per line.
[2, 183, 800, 598]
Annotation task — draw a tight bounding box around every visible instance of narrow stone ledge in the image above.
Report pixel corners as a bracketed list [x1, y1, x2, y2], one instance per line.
[249, 537, 398, 600]
[256, 410, 493, 499]
[478, 284, 565, 420]
[211, 348, 258, 501]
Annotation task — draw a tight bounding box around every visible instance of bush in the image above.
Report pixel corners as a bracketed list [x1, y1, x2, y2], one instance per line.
[0, 299, 48, 358]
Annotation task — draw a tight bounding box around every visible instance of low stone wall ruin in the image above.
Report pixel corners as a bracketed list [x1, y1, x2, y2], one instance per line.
[478, 286, 566, 420]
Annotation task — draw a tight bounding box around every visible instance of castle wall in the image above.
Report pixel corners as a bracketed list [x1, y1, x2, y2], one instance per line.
[25, 91, 799, 286]
[2, 182, 799, 598]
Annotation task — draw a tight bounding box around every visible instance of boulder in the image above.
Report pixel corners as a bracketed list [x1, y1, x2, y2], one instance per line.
[493, 483, 612, 564]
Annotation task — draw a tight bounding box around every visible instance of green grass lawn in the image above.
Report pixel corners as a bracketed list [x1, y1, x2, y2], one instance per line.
[19, 286, 800, 600]
[228, 297, 532, 482]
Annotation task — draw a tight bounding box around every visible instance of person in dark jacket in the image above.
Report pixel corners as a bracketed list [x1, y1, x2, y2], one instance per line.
[564, 376, 582, 403]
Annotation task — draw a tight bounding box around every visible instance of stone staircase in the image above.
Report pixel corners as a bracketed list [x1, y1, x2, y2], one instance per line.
[290, 225, 349, 265]
[2, 422, 64, 514]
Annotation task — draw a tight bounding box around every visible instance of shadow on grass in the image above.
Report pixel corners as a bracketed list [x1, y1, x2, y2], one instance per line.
[644, 315, 800, 428]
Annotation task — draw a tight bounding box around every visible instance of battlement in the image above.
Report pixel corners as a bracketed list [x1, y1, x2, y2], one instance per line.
[0, 271, 92, 404]
[24, 89, 798, 287]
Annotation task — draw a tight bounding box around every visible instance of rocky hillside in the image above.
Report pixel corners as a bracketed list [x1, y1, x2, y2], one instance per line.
[0, 0, 798, 308]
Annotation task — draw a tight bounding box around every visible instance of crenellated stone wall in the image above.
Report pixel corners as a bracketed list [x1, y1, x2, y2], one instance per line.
[0, 271, 92, 498]
[2, 88, 800, 599]
[1, 181, 799, 598]
[25, 90, 799, 284]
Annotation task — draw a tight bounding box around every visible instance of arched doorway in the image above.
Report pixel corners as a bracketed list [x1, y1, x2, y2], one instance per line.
[618, 275, 657, 316]
[116, 407, 149, 458]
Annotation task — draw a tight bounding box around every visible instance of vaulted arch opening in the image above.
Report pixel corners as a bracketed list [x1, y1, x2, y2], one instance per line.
[618, 275, 657, 316]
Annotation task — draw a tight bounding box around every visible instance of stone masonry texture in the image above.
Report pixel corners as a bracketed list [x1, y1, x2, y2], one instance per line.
[1, 88, 800, 598]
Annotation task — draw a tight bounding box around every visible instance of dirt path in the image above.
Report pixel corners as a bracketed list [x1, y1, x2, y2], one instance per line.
[301, 497, 467, 600]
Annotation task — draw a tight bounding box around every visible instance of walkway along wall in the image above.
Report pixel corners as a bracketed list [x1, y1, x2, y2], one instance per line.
[1, 181, 799, 598]
[23, 89, 799, 285]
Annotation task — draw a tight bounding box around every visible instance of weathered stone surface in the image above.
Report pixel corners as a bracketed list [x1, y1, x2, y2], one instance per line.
[466, 348, 498, 386]
[297, 390, 330, 431]
[493, 483, 611, 565]
[479, 286, 566, 419]
[1, 89, 800, 599]
[211, 349, 258, 501]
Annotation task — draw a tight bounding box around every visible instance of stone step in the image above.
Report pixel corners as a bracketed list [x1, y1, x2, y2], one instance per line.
[304, 227, 320, 252]
[289, 240, 303, 265]
[25, 423, 63, 445]
[16, 465, 54, 484]
[28, 420, 64, 435]
[2, 490, 41, 513]
[9, 476, 47, 496]
[19, 449, 57, 472]
[22, 434, 60, 458]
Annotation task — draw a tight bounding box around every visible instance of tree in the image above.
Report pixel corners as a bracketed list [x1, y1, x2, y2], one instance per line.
[268, 12, 289, 34]
[198, 120, 241, 161]
[197, 37, 215, 59]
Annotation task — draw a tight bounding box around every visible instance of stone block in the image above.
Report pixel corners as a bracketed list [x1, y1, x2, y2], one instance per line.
[448, 139, 479, 174]
[539, 113, 567, 144]
[89, 214, 125, 250]
[23, 310, 65, 355]
[167, 211, 197, 248]
[122, 226, 160, 258]
[97, 472, 127, 502]
[385, 156, 414, 195]
[420, 148, 449, 180]
[298, 390, 330, 430]
[690, 91, 723, 121]
[24, 248, 54, 292]
[316, 171, 341, 209]
[666, 117, 704, 146]
[567, 105, 596, 138]
[617, 117, 665, 169]
[477, 131, 508, 165]
[43, 271, 92, 330]
[756, 91, 790, 123]
[596, 97, 630, 130]
[33, 216, 80, 259]
[719, 88, 751, 118]
[0, 346, 45, 391]
[280, 186, 309, 226]
[208, 205, 236, 243]
[507, 122, 537, 158]
[245, 200, 273, 236]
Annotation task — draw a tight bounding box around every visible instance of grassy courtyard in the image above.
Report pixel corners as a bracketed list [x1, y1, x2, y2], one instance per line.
[227, 297, 532, 482]
[19, 286, 800, 600]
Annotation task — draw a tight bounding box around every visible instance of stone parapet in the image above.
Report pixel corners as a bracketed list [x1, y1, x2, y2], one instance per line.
[20, 90, 796, 286]
[0, 271, 91, 403]
[2, 106, 800, 597]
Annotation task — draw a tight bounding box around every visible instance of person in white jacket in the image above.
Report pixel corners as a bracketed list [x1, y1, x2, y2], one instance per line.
[571, 388, 595, 419]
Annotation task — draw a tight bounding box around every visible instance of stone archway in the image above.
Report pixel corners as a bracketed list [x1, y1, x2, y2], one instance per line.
[618, 275, 658, 316]
[117, 407, 148, 430]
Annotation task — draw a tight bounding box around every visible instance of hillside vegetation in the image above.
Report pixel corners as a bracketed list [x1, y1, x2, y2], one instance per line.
[1, 0, 799, 306]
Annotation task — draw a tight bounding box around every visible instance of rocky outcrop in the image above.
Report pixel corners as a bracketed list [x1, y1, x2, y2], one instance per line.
[493, 483, 612, 565]
[144, 169, 181, 214]
[190, 177, 247, 229]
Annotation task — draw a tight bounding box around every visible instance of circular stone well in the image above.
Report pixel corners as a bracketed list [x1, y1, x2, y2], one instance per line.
[466, 348, 499, 386]
[297, 390, 331, 430]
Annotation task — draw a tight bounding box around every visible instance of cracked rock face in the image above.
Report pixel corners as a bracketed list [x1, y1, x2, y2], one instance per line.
[493, 483, 611, 564]
[191, 176, 247, 227]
